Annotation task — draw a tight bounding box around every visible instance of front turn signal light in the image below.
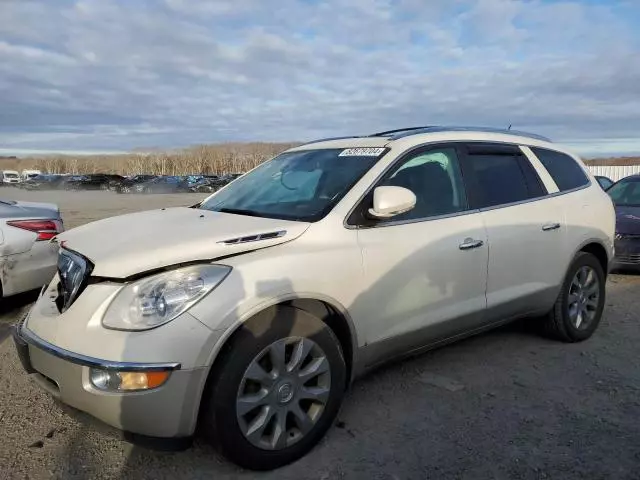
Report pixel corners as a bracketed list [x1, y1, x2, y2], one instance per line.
[90, 369, 171, 392]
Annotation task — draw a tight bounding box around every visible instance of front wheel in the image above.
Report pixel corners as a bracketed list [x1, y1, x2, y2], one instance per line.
[542, 252, 606, 342]
[200, 306, 346, 470]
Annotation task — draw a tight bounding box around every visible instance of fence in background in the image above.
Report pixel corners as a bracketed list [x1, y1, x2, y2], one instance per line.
[587, 165, 640, 182]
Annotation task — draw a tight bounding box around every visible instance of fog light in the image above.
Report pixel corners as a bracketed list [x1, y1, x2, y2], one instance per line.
[90, 368, 170, 392]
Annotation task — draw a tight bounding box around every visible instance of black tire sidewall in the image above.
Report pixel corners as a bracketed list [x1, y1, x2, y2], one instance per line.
[203, 306, 346, 470]
[559, 252, 606, 341]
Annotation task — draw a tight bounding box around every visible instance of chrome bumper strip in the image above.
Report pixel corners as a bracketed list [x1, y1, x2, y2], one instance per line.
[16, 322, 181, 372]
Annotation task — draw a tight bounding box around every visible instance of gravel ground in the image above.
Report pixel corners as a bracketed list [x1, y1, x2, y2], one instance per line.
[1, 189, 639, 479]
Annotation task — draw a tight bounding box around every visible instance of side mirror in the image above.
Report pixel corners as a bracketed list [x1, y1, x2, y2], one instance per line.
[367, 186, 416, 219]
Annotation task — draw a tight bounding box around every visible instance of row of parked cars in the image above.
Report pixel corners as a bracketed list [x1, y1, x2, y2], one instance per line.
[14, 173, 242, 193]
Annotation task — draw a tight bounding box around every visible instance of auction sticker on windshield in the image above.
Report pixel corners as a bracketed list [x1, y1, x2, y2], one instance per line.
[339, 147, 386, 157]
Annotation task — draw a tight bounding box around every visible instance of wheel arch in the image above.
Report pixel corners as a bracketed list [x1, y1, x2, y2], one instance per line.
[576, 239, 611, 276]
[205, 295, 358, 387]
[192, 295, 358, 435]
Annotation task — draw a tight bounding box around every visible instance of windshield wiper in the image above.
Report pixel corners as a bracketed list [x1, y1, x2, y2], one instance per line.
[218, 207, 269, 218]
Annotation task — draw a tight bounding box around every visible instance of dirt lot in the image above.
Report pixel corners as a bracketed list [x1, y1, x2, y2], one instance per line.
[1, 189, 639, 479]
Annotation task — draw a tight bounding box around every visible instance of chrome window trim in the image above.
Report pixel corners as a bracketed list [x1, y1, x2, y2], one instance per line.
[17, 323, 181, 372]
[346, 208, 481, 230]
[476, 182, 591, 213]
[343, 139, 593, 230]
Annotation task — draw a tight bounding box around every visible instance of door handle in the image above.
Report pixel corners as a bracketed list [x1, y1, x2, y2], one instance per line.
[542, 223, 561, 231]
[459, 238, 484, 250]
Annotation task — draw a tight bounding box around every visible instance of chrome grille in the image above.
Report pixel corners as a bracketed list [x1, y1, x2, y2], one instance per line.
[56, 249, 92, 312]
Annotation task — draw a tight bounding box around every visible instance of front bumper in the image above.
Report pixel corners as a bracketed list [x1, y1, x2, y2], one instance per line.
[613, 236, 640, 268]
[12, 319, 207, 445]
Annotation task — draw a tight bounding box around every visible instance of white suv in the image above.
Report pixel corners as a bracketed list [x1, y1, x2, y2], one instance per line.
[13, 127, 615, 470]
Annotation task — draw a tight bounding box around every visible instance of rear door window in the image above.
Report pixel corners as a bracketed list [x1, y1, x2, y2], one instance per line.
[530, 147, 589, 191]
[461, 143, 547, 209]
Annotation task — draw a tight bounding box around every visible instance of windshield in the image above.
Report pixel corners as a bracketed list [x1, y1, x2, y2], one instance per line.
[607, 178, 640, 206]
[4, 173, 18, 178]
[199, 148, 384, 221]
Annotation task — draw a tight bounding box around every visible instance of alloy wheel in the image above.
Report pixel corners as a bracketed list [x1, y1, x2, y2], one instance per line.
[236, 337, 331, 450]
[567, 265, 600, 329]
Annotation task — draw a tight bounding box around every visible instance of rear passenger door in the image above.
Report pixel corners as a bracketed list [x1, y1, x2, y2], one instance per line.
[459, 143, 569, 321]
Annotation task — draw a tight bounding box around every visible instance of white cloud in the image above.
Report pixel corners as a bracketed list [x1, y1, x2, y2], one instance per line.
[0, 0, 639, 154]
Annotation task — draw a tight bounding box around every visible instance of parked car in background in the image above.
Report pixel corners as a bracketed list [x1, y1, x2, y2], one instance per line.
[58, 175, 86, 190]
[131, 175, 190, 193]
[188, 176, 226, 193]
[220, 173, 242, 183]
[13, 126, 615, 470]
[2, 170, 21, 185]
[21, 174, 65, 190]
[188, 174, 241, 193]
[64, 174, 125, 190]
[606, 174, 640, 269]
[0, 199, 63, 296]
[114, 175, 158, 193]
[104, 174, 135, 191]
[21, 169, 42, 182]
[595, 175, 614, 190]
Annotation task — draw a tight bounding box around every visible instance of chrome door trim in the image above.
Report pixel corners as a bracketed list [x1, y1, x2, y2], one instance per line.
[542, 223, 561, 231]
[459, 239, 484, 250]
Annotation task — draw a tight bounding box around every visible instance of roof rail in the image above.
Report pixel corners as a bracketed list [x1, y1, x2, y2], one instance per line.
[368, 126, 437, 137]
[301, 135, 362, 146]
[371, 126, 552, 142]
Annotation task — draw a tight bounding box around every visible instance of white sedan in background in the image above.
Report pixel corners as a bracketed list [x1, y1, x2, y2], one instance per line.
[0, 200, 63, 297]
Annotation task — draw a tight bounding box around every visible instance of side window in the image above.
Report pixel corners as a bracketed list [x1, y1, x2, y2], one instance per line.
[531, 147, 589, 191]
[377, 147, 468, 221]
[463, 147, 545, 209]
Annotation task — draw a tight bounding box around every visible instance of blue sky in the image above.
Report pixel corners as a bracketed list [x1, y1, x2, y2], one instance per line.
[1, 0, 639, 157]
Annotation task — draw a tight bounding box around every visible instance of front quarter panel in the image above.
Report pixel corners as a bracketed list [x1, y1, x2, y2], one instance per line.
[187, 221, 364, 364]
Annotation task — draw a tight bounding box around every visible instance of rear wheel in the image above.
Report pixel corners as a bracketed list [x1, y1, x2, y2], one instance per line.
[542, 252, 606, 342]
[200, 306, 346, 470]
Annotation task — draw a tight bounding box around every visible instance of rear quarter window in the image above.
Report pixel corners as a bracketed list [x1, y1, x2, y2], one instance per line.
[531, 147, 589, 192]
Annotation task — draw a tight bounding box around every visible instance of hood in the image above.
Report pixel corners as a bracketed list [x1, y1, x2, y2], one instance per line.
[56, 207, 310, 278]
[615, 206, 640, 235]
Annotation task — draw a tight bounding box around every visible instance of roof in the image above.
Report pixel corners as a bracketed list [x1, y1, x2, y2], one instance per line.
[288, 126, 556, 152]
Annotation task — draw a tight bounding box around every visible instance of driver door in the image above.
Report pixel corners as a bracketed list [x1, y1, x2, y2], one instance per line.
[347, 144, 489, 366]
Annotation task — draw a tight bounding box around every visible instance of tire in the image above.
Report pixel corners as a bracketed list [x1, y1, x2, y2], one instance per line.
[200, 305, 346, 470]
[542, 252, 606, 342]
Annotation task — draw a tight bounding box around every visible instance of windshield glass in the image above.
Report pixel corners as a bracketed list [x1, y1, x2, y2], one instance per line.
[199, 148, 384, 221]
[4, 173, 18, 178]
[607, 178, 640, 206]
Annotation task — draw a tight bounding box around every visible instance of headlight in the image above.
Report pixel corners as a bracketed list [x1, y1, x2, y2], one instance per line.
[615, 233, 624, 240]
[102, 264, 230, 331]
